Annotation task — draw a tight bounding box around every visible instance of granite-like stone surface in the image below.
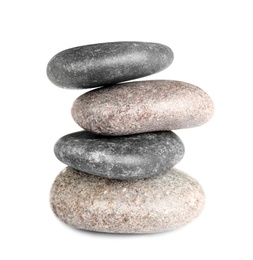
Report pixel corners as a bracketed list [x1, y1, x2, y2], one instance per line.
[54, 131, 184, 180]
[47, 42, 173, 89]
[50, 167, 205, 233]
[72, 80, 214, 135]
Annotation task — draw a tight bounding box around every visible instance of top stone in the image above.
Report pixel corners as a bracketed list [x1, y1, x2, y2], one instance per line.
[46, 41, 174, 89]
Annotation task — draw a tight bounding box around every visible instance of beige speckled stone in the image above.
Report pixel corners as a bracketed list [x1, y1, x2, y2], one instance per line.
[50, 167, 205, 233]
[71, 80, 214, 136]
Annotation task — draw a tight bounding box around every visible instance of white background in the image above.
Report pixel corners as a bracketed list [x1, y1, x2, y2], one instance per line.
[1, 0, 253, 259]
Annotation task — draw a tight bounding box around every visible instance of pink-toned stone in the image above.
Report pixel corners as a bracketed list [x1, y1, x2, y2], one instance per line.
[50, 167, 205, 233]
[71, 80, 214, 136]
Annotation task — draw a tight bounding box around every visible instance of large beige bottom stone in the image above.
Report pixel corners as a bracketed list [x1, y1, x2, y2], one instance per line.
[50, 167, 205, 233]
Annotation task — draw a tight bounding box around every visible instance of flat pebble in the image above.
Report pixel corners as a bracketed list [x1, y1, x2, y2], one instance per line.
[72, 80, 214, 135]
[47, 42, 173, 89]
[54, 131, 184, 180]
[50, 167, 205, 233]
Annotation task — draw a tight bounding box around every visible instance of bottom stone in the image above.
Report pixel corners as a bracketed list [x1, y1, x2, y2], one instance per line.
[50, 167, 205, 233]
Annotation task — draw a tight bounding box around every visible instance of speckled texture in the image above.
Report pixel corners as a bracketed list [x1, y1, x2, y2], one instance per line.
[47, 42, 173, 89]
[54, 131, 184, 180]
[72, 80, 214, 136]
[50, 167, 205, 233]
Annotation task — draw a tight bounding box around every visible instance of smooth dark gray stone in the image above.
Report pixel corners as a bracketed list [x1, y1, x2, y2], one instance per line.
[54, 131, 184, 180]
[47, 42, 173, 89]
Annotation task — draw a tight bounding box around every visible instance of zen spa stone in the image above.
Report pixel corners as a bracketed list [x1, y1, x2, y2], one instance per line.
[72, 80, 214, 136]
[50, 167, 205, 233]
[47, 41, 173, 89]
[54, 131, 184, 180]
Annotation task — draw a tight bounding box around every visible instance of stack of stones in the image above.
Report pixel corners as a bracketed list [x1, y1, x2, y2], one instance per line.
[47, 41, 214, 234]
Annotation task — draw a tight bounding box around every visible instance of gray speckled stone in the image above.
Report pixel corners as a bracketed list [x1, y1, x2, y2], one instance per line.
[50, 167, 205, 233]
[47, 42, 173, 89]
[54, 131, 184, 180]
[72, 80, 214, 136]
